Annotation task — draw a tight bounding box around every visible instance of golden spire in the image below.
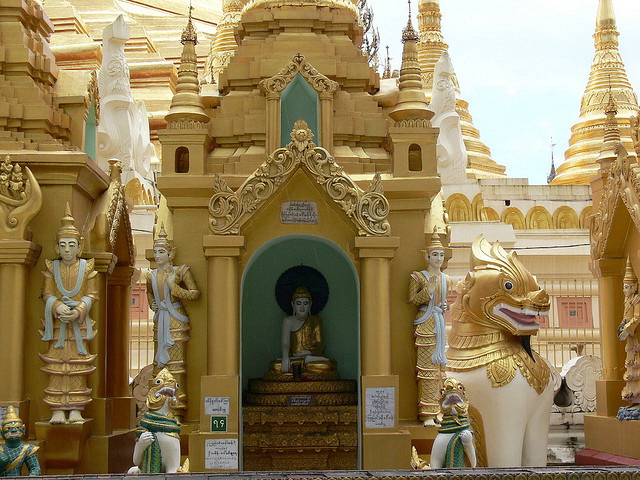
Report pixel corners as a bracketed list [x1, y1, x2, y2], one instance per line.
[389, 1, 431, 123]
[165, 5, 209, 124]
[203, 0, 245, 85]
[595, 89, 622, 175]
[416, 0, 505, 178]
[552, 0, 639, 185]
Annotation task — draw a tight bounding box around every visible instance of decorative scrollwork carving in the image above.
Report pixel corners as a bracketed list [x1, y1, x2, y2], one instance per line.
[591, 146, 640, 260]
[259, 53, 338, 95]
[0, 155, 42, 240]
[208, 120, 390, 236]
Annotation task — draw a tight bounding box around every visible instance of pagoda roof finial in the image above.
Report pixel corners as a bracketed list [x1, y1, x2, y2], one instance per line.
[181, 1, 197, 45]
[402, 0, 418, 43]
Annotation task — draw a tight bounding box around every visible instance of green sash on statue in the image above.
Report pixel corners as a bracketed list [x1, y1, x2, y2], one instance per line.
[438, 415, 471, 468]
[136, 411, 181, 473]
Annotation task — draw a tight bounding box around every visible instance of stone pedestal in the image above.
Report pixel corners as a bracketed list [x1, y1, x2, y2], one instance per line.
[35, 419, 93, 473]
[243, 405, 358, 470]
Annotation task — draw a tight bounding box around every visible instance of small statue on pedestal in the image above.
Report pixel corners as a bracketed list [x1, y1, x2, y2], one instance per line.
[40, 203, 98, 424]
[410, 378, 476, 469]
[268, 286, 337, 378]
[128, 369, 186, 474]
[146, 225, 200, 418]
[617, 259, 640, 420]
[408, 231, 449, 425]
[0, 406, 41, 476]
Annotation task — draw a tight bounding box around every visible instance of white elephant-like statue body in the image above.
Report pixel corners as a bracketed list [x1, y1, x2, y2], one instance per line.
[447, 236, 554, 467]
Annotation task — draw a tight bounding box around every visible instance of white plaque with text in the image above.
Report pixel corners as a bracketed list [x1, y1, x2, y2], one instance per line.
[280, 201, 319, 224]
[205, 439, 238, 470]
[365, 387, 395, 429]
[204, 396, 230, 415]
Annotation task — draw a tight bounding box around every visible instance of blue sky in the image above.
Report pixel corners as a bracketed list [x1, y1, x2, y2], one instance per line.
[368, 0, 640, 185]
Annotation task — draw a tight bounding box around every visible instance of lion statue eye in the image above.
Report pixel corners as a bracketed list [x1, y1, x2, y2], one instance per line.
[155, 379, 162, 384]
[504, 281, 514, 290]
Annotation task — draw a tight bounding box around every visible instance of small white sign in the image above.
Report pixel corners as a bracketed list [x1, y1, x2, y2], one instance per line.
[205, 438, 238, 470]
[204, 396, 230, 415]
[365, 387, 395, 429]
[280, 201, 319, 224]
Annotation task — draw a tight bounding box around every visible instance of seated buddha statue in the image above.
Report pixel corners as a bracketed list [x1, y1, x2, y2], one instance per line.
[268, 286, 337, 378]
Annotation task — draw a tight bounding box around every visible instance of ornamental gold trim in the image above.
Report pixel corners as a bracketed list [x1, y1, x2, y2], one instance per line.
[248, 379, 356, 394]
[208, 119, 391, 236]
[259, 53, 338, 95]
[244, 391, 358, 406]
[0, 156, 42, 240]
[590, 145, 640, 260]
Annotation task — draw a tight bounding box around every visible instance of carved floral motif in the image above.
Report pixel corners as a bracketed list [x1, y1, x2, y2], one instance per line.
[259, 54, 338, 95]
[590, 146, 640, 260]
[0, 156, 42, 240]
[208, 120, 390, 236]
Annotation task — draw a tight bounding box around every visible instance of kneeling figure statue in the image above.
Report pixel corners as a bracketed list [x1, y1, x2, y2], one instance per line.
[128, 369, 187, 474]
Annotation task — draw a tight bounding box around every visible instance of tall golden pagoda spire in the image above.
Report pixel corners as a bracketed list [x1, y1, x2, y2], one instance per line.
[552, 0, 639, 185]
[203, 0, 245, 85]
[389, 1, 432, 123]
[416, 0, 505, 178]
[165, 5, 209, 125]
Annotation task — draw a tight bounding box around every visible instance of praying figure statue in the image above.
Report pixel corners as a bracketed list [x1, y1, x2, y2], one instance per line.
[40, 203, 98, 424]
[617, 259, 640, 420]
[408, 231, 449, 426]
[0, 406, 41, 476]
[269, 286, 336, 378]
[146, 225, 200, 418]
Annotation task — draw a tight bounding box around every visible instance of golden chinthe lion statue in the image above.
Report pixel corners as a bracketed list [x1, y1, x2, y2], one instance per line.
[446, 235, 554, 467]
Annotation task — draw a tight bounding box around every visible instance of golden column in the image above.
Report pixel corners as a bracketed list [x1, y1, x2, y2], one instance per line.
[188, 235, 245, 472]
[591, 257, 626, 417]
[0, 242, 41, 403]
[0, 157, 42, 414]
[106, 266, 135, 397]
[352, 236, 410, 470]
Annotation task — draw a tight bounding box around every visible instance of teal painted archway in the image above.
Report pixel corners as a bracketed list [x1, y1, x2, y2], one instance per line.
[241, 235, 360, 390]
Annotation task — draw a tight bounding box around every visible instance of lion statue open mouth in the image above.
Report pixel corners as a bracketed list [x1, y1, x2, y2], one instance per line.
[446, 235, 554, 467]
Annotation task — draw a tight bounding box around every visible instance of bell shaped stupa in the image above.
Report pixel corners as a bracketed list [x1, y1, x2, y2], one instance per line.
[416, 0, 505, 178]
[552, 0, 639, 185]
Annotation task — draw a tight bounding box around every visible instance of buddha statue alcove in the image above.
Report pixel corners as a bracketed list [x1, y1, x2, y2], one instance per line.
[243, 266, 358, 470]
[266, 286, 337, 380]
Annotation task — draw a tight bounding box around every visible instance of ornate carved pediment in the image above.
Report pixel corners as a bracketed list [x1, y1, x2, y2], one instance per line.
[590, 146, 640, 259]
[0, 156, 42, 240]
[208, 120, 390, 236]
[259, 53, 338, 95]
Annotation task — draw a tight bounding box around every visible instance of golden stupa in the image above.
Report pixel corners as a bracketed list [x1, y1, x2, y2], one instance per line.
[552, 0, 639, 185]
[416, 0, 506, 178]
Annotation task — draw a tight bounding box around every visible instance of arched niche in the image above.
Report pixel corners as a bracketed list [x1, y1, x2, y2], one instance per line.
[501, 207, 526, 229]
[481, 206, 499, 221]
[84, 98, 97, 161]
[260, 54, 338, 154]
[526, 206, 552, 229]
[445, 193, 472, 222]
[281, 73, 319, 148]
[580, 206, 593, 229]
[175, 146, 190, 173]
[553, 206, 580, 229]
[408, 144, 422, 172]
[471, 194, 485, 221]
[241, 234, 359, 389]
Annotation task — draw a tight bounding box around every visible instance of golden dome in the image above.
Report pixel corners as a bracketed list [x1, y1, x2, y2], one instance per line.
[243, 0, 358, 15]
[552, 0, 639, 185]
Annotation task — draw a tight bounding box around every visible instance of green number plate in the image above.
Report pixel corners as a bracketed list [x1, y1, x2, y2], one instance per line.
[210, 415, 228, 432]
